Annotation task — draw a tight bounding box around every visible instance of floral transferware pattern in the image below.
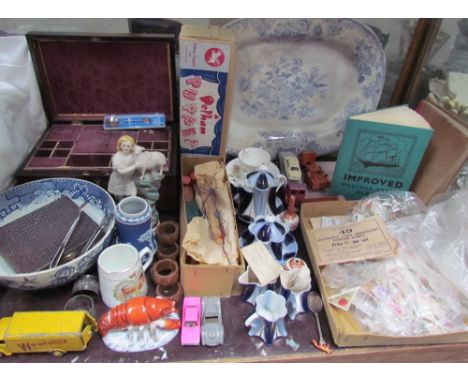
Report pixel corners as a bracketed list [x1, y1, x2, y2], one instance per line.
[238, 59, 328, 120]
[113, 270, 147, 303]
[225, 18, 386, 157]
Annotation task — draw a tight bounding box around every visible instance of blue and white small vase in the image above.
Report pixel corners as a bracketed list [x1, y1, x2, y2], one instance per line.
[238, 266, 280, 306]
[240, 166, 287, 221]
[115, 196, 157, 259]
[246, 216, 298, 264]
[248, 215, 288, 244]
[239, 229, 298, 265]
[245, 290, 288, 346]
[280, 260, 312, 320]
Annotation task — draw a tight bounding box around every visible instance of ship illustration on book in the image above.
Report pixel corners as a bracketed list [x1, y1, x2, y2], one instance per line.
[356, 135, 404, 168]
[330, 105, 433, 200]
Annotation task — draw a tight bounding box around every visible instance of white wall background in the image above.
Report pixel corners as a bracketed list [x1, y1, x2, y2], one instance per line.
[0, 18, 209, 34]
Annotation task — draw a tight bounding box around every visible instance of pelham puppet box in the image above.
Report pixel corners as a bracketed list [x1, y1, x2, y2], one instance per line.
[15, 32, 179, 211]
[178, 25, 244, 297]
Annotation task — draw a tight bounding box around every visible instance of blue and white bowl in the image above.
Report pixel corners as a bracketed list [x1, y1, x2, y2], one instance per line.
[0, 178, 115, 290]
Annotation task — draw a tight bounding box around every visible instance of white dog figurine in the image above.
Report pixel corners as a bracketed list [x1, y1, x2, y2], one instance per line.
[135, 151, 167, 178]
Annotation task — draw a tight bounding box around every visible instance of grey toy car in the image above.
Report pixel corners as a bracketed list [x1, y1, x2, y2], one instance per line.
[201, 297, 224, 346]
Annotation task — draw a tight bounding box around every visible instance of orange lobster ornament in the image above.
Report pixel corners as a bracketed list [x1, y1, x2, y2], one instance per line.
[98, 296, 181, 337]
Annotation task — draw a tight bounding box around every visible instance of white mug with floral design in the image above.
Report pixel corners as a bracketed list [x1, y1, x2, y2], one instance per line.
[98, 243, 152, 308]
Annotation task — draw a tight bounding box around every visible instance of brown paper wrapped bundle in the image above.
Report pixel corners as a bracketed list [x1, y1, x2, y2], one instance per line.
[182, 161, 239, 266]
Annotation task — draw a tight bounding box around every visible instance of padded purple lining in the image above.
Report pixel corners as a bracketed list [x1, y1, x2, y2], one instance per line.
[73, 126, 137, 153]
[46, 124, 81, 140]
[26, 124, 172, 169]
[23, 38, 175, 172]
[38, 40, 173, 118]
[138, 129, 168, 141]
[28, 157, 67, 167]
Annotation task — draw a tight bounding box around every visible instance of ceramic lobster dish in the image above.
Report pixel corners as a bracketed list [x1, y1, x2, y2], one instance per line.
[98, 296, 181, 337]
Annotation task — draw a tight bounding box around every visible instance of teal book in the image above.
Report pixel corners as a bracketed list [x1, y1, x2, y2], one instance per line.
[330, 105, 433, 200]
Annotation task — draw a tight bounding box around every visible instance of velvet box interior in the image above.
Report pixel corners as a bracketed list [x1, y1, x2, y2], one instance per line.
[17, 33, 178, 178]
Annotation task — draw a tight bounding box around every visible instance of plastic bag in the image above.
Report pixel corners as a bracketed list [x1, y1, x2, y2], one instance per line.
[0, 36, 47, 192]
[449, 160, 468, 191]
[351, 190, 426, 223]
[322, 189, 468, 336]
[417, 189, 468, 297]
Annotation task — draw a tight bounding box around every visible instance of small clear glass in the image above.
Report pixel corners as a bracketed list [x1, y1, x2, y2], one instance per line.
[64, 294, 96, 317]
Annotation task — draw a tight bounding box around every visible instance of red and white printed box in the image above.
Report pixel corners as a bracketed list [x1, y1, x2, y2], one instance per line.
[179, 25, 236, 156]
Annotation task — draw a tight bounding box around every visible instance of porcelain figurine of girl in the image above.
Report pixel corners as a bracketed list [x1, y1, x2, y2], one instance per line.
[108, 135, 143, 201]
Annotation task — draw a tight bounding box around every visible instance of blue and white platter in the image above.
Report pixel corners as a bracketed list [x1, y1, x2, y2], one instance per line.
[225, 18, 386, 157]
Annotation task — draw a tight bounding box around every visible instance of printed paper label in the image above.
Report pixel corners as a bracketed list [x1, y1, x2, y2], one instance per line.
[310, 215, 396, 266]
[179, 40, 231, 155]
[180, 75, 223, 153]
[180, 40, 231, 73]
[240, 241, 282, 285]
[309, 215, 352, 229]
[328, 287, 360, 311]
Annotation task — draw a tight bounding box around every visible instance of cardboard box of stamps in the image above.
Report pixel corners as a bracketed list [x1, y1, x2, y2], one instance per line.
[300, 200, 468, 347]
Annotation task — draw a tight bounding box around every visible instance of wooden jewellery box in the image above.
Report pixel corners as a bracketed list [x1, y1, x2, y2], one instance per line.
[16, 32, 179, 211]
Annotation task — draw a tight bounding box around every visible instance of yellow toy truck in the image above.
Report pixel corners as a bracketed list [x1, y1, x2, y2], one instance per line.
[0, 310, 97, 357]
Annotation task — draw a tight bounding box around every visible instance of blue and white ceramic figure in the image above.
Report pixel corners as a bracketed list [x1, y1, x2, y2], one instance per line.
[239, 166, 286, 222]
[245, 290, 288, 346]
[115, 196, 156, 261]
[238, 265, 281, 306]
[239, 229, 298, 265]
[248, 215, 288, 244]
[246, 215, 298, 264]
[0, 178, 115, 290]
[225, 18, 386, 157]
[280, 259, 312, 320]
[135, 170, 165, 228]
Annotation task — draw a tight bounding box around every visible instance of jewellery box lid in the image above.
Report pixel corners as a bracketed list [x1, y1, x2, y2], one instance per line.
[26, 32, 177, 123]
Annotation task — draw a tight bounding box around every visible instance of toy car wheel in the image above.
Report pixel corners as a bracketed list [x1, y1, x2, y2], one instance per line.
[51, 349, 65, 357]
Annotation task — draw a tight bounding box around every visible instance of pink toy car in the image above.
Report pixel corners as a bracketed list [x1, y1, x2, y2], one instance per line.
[181, 296, 201, 346]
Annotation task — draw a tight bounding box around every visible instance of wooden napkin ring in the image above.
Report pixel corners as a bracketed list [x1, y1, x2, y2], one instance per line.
[150, 258, 179, 287]
[156, 242, 179, 261]
[155, 282, 183, 303]
[155, 221, 179, 245]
